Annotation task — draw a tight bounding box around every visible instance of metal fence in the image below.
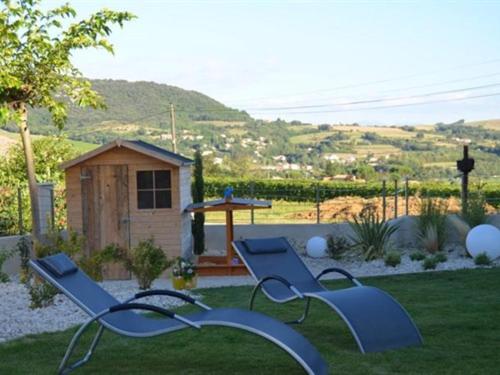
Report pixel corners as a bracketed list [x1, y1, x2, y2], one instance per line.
[1, 180, 498, 232]
[204, 179, 500, 225]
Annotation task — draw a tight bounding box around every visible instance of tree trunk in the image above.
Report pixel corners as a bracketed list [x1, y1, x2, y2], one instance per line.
[17, 102, 41, 242]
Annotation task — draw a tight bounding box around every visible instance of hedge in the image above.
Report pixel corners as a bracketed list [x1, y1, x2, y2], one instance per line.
[202, 177, 500, 206]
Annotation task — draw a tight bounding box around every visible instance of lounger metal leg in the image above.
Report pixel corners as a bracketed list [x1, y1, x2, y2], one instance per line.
[58, 322, 105, 375]
[250, 283, 311, 325]
[286, 297, 311, 325]
[249, 284, 261, 311]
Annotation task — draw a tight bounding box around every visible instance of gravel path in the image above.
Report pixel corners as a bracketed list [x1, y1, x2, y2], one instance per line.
[1, 248, 497, 343]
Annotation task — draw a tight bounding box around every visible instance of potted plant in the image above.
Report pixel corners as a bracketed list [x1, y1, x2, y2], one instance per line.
[171, 257, 197, 290]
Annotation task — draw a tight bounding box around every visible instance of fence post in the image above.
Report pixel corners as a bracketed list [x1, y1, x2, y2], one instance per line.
[394, 179, 398, 219]
[382, 179, 387, 221]
[17, 187, 24, 234]
[250, 181, 255, 225]
[404, 177, 409, 216]
[315, 184, 320, 224]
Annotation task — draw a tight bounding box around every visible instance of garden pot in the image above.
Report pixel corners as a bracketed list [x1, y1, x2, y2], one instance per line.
[172, 276, 186, 290]
[184, 276, 197, 290]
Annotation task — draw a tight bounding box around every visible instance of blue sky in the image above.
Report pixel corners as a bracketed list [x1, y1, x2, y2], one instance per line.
[57, 0, 500, 125]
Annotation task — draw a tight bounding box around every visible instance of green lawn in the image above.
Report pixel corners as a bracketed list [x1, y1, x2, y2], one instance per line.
[205, 200, 319, 224]
[1, 268, 499, 374]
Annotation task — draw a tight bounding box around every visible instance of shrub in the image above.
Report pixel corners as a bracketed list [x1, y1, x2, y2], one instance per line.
[79, 243, 126, 282]
[326, 235, 350, 260]
[422, 256, 438, 270]
[409, 251, 426, 261]
[417, 198, 448, 253]
[27, 229, 87, 308]
[16, 236, 32, 283]
[0, 248, 14, 283]
[434, 253, 447, 263]
[349, 206, 399, 260]
[462, 186, 487, 228]
[474, 252, 492, 266]
[384, 251, 401, 267]
[124, 239, 172, 290]
[27, 280, 58, 309]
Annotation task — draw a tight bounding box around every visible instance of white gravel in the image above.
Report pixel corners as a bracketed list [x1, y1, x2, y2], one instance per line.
[1, 246, 498, 343]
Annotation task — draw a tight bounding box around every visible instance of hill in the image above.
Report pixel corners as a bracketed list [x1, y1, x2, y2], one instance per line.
[0, 78, 498, 181]
[8, 79, 250, 138]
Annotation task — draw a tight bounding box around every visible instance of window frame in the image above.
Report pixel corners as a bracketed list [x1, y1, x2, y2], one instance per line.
[136, 169, 173, 210]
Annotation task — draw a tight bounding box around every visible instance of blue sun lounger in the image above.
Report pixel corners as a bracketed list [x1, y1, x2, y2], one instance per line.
[233, 237, 423, 354]
[30, 253, 328, 375]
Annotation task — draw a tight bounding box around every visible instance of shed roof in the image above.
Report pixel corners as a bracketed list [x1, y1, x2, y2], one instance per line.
[60, 139, 193, 170]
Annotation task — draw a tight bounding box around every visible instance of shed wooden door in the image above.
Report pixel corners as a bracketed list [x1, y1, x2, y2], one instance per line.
[81, 165, 130, 279]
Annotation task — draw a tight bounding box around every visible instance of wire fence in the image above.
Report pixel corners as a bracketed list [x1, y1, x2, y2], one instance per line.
[204, 179, 500, 224]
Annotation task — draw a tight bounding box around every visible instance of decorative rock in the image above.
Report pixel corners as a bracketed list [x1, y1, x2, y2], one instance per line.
[466, 224, 500, 259]
[306, 236, 327, 258]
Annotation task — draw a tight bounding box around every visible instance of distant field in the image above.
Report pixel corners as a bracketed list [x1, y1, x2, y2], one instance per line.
[0, 129, 97, 155]
[289, 131, 349, 144]
[354, 144, 401, 155]
[423, 161, 456, 168]
[194, 120, 246, 127]
[467, 119, 500, 130]
[69, 139, 98, 153]
[331, 125, 414, 138]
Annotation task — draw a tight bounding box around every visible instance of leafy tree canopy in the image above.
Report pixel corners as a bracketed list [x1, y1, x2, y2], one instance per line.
[0, 0, 135, 128]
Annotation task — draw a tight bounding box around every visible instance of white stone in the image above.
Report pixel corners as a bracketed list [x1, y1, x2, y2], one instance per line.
[306, 236, 327, 258]
[466, 224, 500, 259]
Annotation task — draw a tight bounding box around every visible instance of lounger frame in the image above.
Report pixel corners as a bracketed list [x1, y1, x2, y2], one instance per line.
[29, 257, 328, 375]
[233, 238, 424, 354]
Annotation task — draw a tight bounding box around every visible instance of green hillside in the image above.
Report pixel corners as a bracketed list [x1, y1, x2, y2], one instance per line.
[1, 78, 498, 182]
[15, 79, 250, 137]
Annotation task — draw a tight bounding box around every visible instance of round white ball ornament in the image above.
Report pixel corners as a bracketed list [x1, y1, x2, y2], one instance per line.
[306, 236, 327, 258]
[465, 224, 500, 259]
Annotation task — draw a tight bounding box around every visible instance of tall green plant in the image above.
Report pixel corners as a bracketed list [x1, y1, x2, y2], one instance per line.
[417, 198, 448, 253]
[0, 0, 134, 241]
[349, 206, 399, 260]
[192, 149, 205, 255]
[462, 184, 487, 228]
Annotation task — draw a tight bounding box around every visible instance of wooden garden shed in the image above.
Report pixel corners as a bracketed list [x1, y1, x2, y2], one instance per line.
[61, 139, 194, 279]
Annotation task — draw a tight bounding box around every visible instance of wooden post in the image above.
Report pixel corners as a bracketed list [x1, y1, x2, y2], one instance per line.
[394, 179, 398, 219]
[404, 177, 409, 216]
[225, 209, 234, 265]
[250, 182, 255, 224]
[17, 187, 24, 234]
[170, 103, 177, 153]
[315, 184, 320, 224]
[382, 179, 387, 221]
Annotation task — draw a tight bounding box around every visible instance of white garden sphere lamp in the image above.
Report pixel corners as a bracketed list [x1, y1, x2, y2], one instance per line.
[465, 224, 500, 259]
[306, 236, 327, 258]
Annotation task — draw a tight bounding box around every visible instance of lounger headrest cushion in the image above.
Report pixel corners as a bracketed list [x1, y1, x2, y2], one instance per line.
[244, 238, 288, 255]
[39, 253, 78, 278]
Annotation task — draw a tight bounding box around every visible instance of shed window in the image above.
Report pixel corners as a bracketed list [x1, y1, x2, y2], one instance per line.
[137, 170, 172, 209]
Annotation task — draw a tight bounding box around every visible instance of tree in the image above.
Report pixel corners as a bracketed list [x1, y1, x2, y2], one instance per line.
[0, 0, 134, 241]
[192, 149, 205, 255]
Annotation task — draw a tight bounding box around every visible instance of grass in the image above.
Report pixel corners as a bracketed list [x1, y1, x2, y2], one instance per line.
[0, 129, 97, 154]
[205, 200, 319, 224]
[0, 268, 499, 374]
